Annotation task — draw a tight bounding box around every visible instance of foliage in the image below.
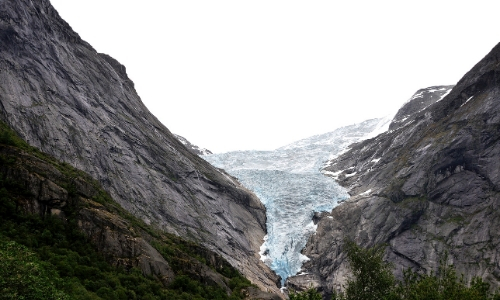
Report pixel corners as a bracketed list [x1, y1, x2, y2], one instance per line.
[394, 256, 500, 300]
[341, 240, 397, 300]
[0, 123, 20, 147]
[0, 120, 253, 299]
[333, 241, 500, 300]
[289, 287, 323, 300]
[0, 238, 69, 299]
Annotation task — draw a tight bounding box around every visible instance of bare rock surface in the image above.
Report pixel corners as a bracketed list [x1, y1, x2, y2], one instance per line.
[0, 0, 280, 293]
[293, 44, 500, 296]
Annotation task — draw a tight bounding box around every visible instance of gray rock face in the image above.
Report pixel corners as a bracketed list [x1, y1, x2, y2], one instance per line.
[389, 86, 454, 130]
[0, 0, 279, 293]
[295, 44, 500, 295]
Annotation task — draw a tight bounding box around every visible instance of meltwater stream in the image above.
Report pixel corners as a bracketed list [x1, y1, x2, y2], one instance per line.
[204, 119, 390, 284]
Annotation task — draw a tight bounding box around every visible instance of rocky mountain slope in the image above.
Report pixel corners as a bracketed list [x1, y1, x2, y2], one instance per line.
[294, 44, 500, 296]
[388, 85, 454, 130]
[0, 0, 279, 293]
[0, 120, 280, 299]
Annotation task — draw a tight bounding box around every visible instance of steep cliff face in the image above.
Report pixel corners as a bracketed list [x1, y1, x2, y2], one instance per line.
[296, 44, 500, 295]
[0, 0, 279, 293]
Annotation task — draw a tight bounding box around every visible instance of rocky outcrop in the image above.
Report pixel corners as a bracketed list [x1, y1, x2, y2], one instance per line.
[0, 143, 175, 283]
[0, 0, 279, 294]
[242, 287, 282, 300]
[294, 44, 500, 296]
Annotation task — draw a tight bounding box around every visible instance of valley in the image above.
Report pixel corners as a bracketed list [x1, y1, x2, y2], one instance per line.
[1, 0, 499, 299]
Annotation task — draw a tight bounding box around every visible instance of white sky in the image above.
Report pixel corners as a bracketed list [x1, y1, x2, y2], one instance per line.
[50, 0, 500, 153]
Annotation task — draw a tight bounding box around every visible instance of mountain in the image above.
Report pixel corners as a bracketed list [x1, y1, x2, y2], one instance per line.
[174, 134, 213, 156]
[0, 121, 270, 299]
[204, 117, 392, 285]
[0, 0, 279, 294]
[293, 44, 500, 296]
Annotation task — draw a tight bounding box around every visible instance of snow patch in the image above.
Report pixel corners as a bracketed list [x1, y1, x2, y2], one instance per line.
[322, 170, 343, 179]
[437, 88, 452, 102]
[360, 189, 372, 196]
[410, 92, 424, 101]
[461, 96, 474, 107]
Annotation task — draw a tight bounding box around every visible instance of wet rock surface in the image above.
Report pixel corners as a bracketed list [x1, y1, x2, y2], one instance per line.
[293, 45, 500, 294]
[0, 0, 279, 294]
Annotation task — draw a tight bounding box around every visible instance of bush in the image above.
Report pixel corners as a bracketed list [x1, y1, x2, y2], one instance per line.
[333, 241, 500, 300]
[341, 240, 396, 300]
[289, 287, 322, 300]
[0, 238, 69, 300]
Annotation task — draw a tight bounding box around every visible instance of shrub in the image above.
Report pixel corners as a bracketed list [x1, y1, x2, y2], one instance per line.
[0, 238, 69, 300]
[289, 287, 322, 300]
[333, 241, 500, 300]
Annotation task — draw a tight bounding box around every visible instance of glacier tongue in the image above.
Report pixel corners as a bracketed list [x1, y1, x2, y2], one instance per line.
[204, 118, 388, 285]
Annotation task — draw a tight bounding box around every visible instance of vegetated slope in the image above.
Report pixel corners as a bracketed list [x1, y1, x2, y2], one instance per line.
[296, 43, 500, 296]
[0, 0, 279, 293]
[0, 121, 276, 299]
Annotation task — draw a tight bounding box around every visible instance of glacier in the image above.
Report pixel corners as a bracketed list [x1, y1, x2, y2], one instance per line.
[204, 118, 391, 285]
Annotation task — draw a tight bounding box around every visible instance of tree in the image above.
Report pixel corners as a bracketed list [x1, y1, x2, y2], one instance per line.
[333, 240, 500, 300]
[333, 240, 397, 300]
[0, 238, 69, 300]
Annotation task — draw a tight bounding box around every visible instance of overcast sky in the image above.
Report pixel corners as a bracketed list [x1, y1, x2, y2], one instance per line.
[50, 0, 499, 153]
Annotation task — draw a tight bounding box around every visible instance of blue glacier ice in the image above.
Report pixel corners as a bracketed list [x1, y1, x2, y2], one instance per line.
[204, 118, 391, 284]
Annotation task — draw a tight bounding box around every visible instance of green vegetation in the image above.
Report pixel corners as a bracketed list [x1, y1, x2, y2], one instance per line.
[0, 238, 69, 299]
[0, 121, 253, 299]
[331, 240, 500, 300]
[336, 240, 396, 300]
[0, 199, 171, 299]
